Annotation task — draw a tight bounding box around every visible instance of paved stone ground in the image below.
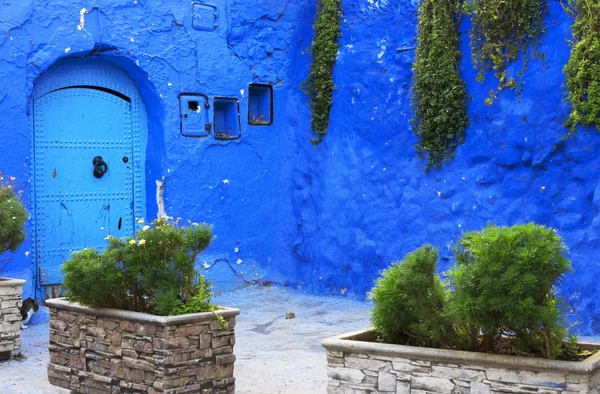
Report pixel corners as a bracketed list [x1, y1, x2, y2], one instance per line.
[0, 285, 372, 394]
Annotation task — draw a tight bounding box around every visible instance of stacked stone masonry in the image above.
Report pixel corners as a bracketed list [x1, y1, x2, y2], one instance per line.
[0, 280, 24, 354]
[48, 305, 237, 394]
[326, 350, 600, 394]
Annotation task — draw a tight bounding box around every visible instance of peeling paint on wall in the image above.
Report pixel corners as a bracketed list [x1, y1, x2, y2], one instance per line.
[155, 179, 167, 219]
[77, 8, 87, 31]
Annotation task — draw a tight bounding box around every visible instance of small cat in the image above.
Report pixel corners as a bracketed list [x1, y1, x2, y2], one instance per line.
[20, 298, 39, 329]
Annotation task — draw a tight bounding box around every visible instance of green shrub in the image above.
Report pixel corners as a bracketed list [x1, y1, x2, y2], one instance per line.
[63, 218, 218, 316]
[370, 224, 578, 359]
[0, 179, 27, 256]
[370, 245, 450, 346]
[448, 223, 573, 358]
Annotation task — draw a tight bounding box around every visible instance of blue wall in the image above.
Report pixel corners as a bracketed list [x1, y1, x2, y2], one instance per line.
[0, 0, 312, 318]
[271, 0, 600, 335]
[1, 0, 599, 335]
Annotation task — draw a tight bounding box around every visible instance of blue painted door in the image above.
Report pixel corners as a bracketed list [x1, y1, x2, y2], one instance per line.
[33, 60, 145, 285]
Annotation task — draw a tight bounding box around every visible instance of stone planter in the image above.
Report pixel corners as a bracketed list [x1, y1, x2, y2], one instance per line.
[0, 278, 25, 361]
[46, 298, 240, 394]
[322, 328, 600, 394]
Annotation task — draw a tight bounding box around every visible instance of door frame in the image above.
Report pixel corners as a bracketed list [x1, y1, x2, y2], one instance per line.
[30, 58, 148, 289]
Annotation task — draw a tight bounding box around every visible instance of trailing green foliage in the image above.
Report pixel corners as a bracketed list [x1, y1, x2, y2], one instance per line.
[411, 0, 469, 171]
[302, 0, 342, 145]
[448, 223, 573, 359]
[466, 0, 548, 104]
[0, 177, 27, 257]
[564, 0, 600, 134]
[371, 224, 578, 359]
[370, 245, 450, 347]
[63, 218, 222, 319]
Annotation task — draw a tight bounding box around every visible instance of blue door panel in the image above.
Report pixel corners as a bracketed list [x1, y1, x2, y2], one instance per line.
[33, 62, 144, 286]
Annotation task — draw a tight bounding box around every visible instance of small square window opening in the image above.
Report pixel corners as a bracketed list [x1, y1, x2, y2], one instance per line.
[248, 84, 273, 126]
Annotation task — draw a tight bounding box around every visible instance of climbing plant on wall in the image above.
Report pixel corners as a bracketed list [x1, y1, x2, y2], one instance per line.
[302, 0, 342, 145]
[466, 0, 548, 104]
[564, 0, 600, 134]
[411, 0, 469, 171]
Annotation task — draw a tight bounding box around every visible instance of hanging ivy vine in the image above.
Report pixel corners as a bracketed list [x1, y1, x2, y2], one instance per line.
[564, 0, 600, 134]
[466, 0, 548, 104]
[302, 0, 342, 145]
[411, 0, 469, 171]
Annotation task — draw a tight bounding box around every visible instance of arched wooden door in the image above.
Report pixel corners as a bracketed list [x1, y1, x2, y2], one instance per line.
[32, 58, 147, 286]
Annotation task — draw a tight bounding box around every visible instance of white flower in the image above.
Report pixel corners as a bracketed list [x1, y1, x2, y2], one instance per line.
[104, 235, 112, 240]
[138, 239, 146, 245]
[129, 239, 136, 245]
[142, 225, 150, 231]
[137, 218, 145, 224]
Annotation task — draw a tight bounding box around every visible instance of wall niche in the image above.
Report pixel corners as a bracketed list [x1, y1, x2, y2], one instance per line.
[214, 97, 241, 140]
[248, 84, 273, 126]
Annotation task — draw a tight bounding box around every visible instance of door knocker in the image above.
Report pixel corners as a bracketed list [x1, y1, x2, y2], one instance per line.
[92, 156, 108, 178]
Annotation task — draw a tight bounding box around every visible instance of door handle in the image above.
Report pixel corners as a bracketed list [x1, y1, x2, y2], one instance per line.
[92, 156, 108, 178]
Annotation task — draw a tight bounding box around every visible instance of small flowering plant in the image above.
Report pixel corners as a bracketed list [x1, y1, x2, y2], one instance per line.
[0, 174, 27, 274]
[63, 217, 217, 316]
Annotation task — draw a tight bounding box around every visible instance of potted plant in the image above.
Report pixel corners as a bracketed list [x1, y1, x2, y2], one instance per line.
[323, 224, 600, 394]
[46, 217, 239, 393]
[0, 176, 28, 361]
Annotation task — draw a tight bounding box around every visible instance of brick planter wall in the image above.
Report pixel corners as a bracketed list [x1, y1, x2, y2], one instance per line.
[46, 298, 240, 394]
[0, 278, 25, 360]
[322, 329, 600, 394]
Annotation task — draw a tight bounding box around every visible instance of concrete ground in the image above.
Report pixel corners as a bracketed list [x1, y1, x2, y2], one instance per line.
[0, 285, 372, 394]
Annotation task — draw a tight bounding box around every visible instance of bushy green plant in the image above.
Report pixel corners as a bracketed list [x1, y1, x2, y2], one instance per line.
[411, 0, 469, 171]
[370, 224, 578, 360]
[370, 245, 450, 347]
[63, 218, 218, 317]
[564, 0, 600, 135]
[448, 223, 572, 358]
[0, 177, 27, 257]
[302, 0, 342, 145]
